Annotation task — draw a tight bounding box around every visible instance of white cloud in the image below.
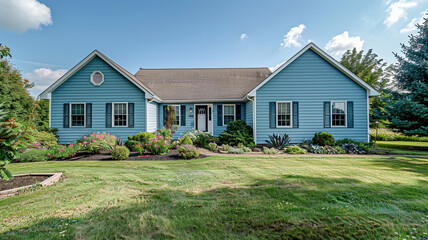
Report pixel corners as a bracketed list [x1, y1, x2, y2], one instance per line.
[280, 24, 306, 48]
[400, 11, 427, 33]
[240, 33, 248, 40]
[325, 31, 364, 56]
[0, 0, 52, 32]
[25, 68, 67, 96]
[384, 0, 418, 27]
[269, 61, 285, 72]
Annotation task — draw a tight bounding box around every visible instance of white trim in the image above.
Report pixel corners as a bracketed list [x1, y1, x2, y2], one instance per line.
[163, 99, 245, 103]
[248, 42, 380, 97]
[145, 99, 148, 132]
[48, 92, 51, 128]
[168, 105, 181, 126]
[39, 50, 158, 100]
[222, 104, 236, 126]
[253, 95, 257, 144]
[330, 101, 347, 128]
[276, 101, 292, 128]
[112, 102, 128, 127]
[70, 103, 86, 128]
[193, 104, 213, 134]
[90, 71, 104, 86]
[366, 89, 370, 142]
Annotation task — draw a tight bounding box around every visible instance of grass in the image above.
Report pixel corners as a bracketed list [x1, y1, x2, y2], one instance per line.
[374, 141, 428, 155]
[1, 155, 428, 239]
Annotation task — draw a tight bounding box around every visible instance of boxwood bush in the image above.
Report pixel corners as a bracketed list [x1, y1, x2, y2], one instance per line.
[111, 146, 130, 160]
[312, 132, 335, 146]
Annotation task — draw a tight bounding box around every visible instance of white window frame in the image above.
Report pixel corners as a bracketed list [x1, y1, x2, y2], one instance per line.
[276, 101, 292, 128]
[112, 102, 128, 127]
[70, 103, 86, 128]
[169, 105, 181, 126]
[223, 104, 236, 126]
[90, 71, 104, 86]
[331, 101, 347, 128]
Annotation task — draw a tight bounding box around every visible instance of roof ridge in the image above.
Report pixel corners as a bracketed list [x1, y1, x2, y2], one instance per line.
[137, 67, 270, 70]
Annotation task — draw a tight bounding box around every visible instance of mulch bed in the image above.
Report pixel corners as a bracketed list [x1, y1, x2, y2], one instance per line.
[70, 150, 208, 161]
[0, 175, 50, 191]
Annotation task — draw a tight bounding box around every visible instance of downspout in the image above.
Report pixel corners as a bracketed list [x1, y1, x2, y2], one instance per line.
[246, 95, 256, 145]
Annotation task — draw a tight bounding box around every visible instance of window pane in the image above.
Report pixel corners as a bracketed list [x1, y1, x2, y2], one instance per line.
[277, 102, 291, 127]
[332, 102, 345, 114]
[224, 116, 234, 125]
[71, 104, 85, 127]
[224, 106, 234, 115]
[113, 103, 127, 126]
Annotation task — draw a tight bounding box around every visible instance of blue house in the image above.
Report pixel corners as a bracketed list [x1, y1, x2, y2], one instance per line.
[39, 43, 379, 144]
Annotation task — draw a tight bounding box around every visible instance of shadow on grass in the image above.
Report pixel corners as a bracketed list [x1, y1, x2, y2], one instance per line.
[371, 156, 428, 177]
[2, 174, 427, 240]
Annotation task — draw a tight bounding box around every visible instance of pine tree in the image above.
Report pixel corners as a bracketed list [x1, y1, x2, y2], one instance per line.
[388, 17, 428, 135]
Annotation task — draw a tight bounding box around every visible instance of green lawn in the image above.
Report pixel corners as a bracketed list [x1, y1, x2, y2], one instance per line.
[1, 156, 427, 239]
[375, 141, 428, 155]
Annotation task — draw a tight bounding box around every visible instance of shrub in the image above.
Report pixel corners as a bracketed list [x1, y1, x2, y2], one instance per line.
[263, 147, 278, 154]
[128, 135, 133, 140]
[182, 131, 197, 142]
[133, 132, 155, 145]
[145, 135, 171, 155]
[309, 145, 341, 154]
[219, 120, 253, 146]
[219, 144, 231, 151]
[125, 140, 141, 151]
[369, 128, 428, 142]
[49, 144, 80, 160]
[18, 149, 50, 162]
[33, 131, 58, 147]
[207, 142, 217, 151]
[155, 128, 173, 139]
[194, 131, 214, 147]
[78, 132, 116, 153]
[312, 132, 335, 146]
[284, 146, 306, 154]
[335, 138, 359, 145]
[111, 146, 130, 160]
[177, 145, 200, 159]
[179, 136, 193, 145]
[339, 143, 366, 154]
[334, 146, 346, 154]
[228, 147, 244, 154]
[265, 133, 291, 150]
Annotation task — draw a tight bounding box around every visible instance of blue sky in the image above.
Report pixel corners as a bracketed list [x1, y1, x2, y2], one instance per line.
[0, 0, 426, 96]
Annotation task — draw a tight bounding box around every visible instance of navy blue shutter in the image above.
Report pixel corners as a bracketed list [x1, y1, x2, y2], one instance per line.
[269, 102, 276, 128]
[163, 105, 167, 126]
[86, 103, 92, 128]
[292, 102, 299, 128]
[180, 105, 186, 126]
[217, 105, 223, 126]
[128, 103, 134, 128]
[106, 103, 112, 128]
[347, 101, 354, 128]
[63, 103, 69, 128]
[236, 105, 241, 120]
[324, 102, 331, 128]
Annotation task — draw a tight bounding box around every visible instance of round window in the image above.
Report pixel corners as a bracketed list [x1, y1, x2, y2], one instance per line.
[91, 71, 104, 86]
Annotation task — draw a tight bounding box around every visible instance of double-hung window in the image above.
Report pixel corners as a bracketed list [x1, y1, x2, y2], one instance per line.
[223, 105, 235, 126]
[331, 101, 346, 127]
[71, 103, 85, 127]
[276, 102, 292, 127]
[169, 105, 180, 126]
[113, 102, 128, 127]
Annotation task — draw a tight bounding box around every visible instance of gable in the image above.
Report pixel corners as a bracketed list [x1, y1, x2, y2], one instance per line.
[39, 50, 158, 100]
[53, 56, 144, 95]
[249, 43, 379, 96]
[258, 49, 367, 94]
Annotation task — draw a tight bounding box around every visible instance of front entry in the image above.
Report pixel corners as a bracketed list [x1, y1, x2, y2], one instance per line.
[195, 105, 208, 132]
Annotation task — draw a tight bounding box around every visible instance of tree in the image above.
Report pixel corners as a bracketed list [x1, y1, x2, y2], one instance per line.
[163, 105, 176, 131]
[0, 60, 35, 121]
[388, 18, 428, 135]
[340, 48, 396, 127]
[0, 44, 11, 59]
[340, 48, 395, 90]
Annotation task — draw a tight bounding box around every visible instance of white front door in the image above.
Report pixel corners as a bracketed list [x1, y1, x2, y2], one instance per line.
[197, 107, 207, 131]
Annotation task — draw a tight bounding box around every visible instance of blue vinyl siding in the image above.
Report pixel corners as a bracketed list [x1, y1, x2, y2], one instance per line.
[255, 49, 368, 144]
[245, 100, 253, 128]
[51, 56, 146, 144]
[158, 102, 247, 138]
